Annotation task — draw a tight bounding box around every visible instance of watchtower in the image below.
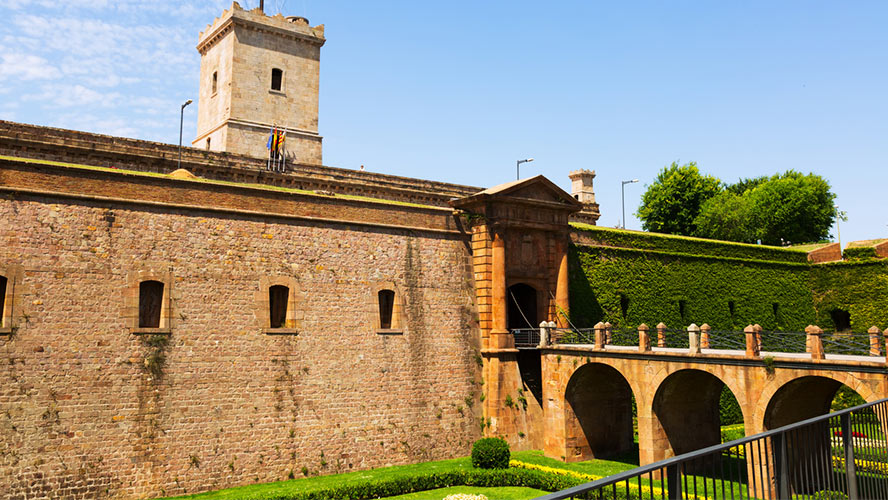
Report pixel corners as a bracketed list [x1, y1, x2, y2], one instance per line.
[192, 2, 325, 164]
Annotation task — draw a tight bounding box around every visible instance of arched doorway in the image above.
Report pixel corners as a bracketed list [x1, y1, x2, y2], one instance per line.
[507, 283, 538, 330]
[564, 363, 636, 461]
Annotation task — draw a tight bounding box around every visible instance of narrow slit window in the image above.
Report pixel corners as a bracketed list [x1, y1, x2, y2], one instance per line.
[772, 303, 779, 319]
[271, 68, 283, 91]
[0, 275, 7, 327]
[269, 285, 289, 328]
[212, 71, 218, 94]
[138, 280, 164, 328]
[378, 289, 395, 329]
[206, 137, 211, 150]
[619, 294, 629, 320]
[678, 300, 687, 323]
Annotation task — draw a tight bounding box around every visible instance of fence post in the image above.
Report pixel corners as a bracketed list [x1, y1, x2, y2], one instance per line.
[745, 325, 760, 358]
[869, 326, 881, 356]
[806, 325, 824, 360]
[688, 323, 700, 355]
[638, 323, 651, 352]
[657, 322, 667, 348]
[754, 323, 763, 352]
[841, 413, 860, 500]
[538, 321, 548, 348]
[604, 321, 612, 345]
[666, 463, 682, 500]
[700, 323, 711, 349]
[772, 433, 791, 500]
[593, 321, 605, 350]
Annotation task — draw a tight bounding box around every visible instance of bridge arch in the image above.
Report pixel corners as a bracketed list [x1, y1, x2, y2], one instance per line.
[649, 369, 747, 460]
[562, 361, 637, 461]
[755, 372, 879, 431]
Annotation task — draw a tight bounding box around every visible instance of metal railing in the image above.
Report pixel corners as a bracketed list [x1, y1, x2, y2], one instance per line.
[512, 328, 541, 346]
[535, 398, 888, 500]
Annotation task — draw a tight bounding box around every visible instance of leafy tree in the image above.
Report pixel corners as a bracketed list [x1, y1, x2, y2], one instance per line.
[693, 191, 756, 243]
[747, 171, 836, 245]
[725, 176, 767, 196]
[637, 162, 722, 236]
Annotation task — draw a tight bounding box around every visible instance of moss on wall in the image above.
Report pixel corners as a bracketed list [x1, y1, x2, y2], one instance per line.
[810, 260, 888, 332]
[569, 226, 888, 333]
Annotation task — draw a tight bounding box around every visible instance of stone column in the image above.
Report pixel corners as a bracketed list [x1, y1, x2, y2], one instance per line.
[745, 325, 760, 358]
[555, 236, 570, 328]
[594, 322, 605, 350]
[688, 323, 701, 355]
[806, 325, 824, 360]
[490, 228, 511, 349]
[754, 324, 763, 352]
[604, 321, 612, 344]
[700, 323, 711, 349]
[869, 326, 881, 357]
[656, 323, 666, 348]
[638, 323, 651, 352]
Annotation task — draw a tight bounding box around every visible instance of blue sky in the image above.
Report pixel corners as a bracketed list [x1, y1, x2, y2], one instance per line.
[1, 1, 885, 245]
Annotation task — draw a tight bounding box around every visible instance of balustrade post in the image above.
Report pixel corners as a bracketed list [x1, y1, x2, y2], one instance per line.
[745, 324, 760, 358]
[700, 323, 711, 349]
[868, 326, 881, 357]
[656, 322, 666, 348]
[688, 323, 701, 355]
[593, 321, 605, 350]
[638, 323, 651, 352]
[884, 329, 888, 364]
[806, 325, 824, 360]
[754, 323, 763, 352]
[538, 321, 549, 348]
[604, 321, 612, 345]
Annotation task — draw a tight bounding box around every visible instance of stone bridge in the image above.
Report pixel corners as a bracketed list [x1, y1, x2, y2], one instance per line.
[538, 328, 888, 466]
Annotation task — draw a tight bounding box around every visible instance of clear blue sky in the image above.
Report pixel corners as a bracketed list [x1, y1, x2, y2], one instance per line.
[1, 1, 885, 245]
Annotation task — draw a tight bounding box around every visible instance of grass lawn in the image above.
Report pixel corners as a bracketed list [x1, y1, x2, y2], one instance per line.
[383, 486, 548, 500]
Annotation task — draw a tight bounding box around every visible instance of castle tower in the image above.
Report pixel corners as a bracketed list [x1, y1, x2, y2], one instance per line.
[192, 2, 325, 164]
[568, 169, 601, 224]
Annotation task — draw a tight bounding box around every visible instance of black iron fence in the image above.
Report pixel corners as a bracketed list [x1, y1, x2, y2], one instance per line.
[512, 328, 541, 346]
[535, 398, 888, 500]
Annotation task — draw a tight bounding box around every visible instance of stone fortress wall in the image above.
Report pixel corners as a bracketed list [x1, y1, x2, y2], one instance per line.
[0, 150, 483, 498]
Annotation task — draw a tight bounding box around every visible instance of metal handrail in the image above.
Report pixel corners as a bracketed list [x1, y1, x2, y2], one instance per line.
[535, 397, 888, 500]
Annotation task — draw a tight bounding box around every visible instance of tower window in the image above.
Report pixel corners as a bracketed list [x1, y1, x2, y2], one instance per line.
[378, 289, 395, 329]
[138, 280, 164, 328]
[271, 68, 283, 91]
[269, 285, 289, 328]
[212, 71, 217, 94]
[0, 275, 7, 328]
[206, 137, 211, 150]
[678, 300, 687, 323]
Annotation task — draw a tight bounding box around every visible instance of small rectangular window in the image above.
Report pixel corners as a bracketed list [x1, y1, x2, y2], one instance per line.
[619, 294, 629, 320]
[269, 285, 289, 328]
[271, 68, 283, 91]
[0, 275, 7, 327]
[378, 289, 395, 329]
[678, 300, 687, 323]
[139, 280, 164, 328]
[206, 137, 211, 150]
[212, 71, 217, 94]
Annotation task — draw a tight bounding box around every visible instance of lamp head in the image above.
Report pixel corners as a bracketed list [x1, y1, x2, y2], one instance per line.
[183, 99, 193, 108]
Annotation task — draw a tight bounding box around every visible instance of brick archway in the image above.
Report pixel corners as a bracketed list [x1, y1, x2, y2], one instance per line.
[561, 362, 637, 461]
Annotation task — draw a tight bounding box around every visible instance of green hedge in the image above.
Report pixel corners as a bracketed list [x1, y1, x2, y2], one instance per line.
[571, 224, 808, 263]
[810, 260, 888, 332]
[471, 438, 510, 469]
[569, 245, 815, 331]
[842, 246, 878, 260]
[225, 468, 584, 500]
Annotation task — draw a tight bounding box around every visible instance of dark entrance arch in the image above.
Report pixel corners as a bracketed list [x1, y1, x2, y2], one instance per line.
[564, 363, 636, 461]
[507, 283, 538, 330]
[653, 370, 737, 458]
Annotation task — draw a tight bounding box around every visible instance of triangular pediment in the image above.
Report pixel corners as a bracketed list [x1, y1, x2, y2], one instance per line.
[451, 175, 582, 212]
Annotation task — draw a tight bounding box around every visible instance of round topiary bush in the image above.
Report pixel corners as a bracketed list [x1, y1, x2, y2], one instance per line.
[471, 437, 510, 469]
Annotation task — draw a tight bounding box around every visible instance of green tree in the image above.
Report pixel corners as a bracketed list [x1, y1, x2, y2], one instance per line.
[747, 171, 836, 245]
[693, 191, 757, 243]
[637, 161, 722, 235]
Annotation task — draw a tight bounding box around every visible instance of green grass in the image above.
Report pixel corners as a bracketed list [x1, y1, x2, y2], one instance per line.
[382, 486, 548, 499]
[511, 450, 639, 478]
[0, 154, 438, 210]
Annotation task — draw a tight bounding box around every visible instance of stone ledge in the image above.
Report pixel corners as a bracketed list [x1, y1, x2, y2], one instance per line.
[376, 329, 405, 335]
[130, 327, 172, 335]
[262, 328, 300, 335]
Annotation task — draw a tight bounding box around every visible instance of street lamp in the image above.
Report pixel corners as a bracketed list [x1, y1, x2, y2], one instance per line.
[621, 179, 639, 229]
[178, 99, 193, 169]
[516, 158, 534, 180]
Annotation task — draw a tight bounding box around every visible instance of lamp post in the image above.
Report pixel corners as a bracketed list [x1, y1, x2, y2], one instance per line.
[516, 158, 534, 180]
[621, 179, 639, 229]
[178, 99, 193, 169]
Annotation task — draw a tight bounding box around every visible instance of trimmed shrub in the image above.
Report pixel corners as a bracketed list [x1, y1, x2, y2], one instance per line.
[471, 437, 510, 469]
